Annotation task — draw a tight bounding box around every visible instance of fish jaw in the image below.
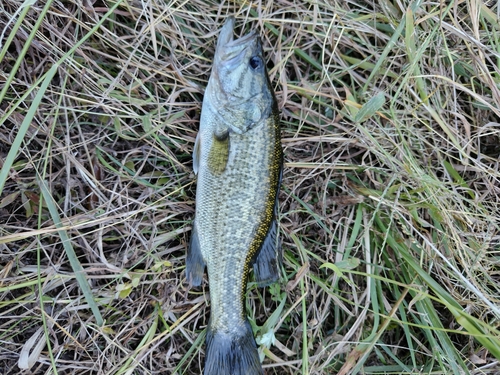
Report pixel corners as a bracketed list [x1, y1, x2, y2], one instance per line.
[215, 17, 257, 69]
[205, 17, 273, 135]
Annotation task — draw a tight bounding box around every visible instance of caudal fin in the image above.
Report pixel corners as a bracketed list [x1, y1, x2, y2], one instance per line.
[204, 320, 263, 375]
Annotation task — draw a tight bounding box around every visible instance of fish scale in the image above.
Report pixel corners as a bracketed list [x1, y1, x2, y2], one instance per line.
[199, 125, 278, 330]
[186, 17, 282, 375]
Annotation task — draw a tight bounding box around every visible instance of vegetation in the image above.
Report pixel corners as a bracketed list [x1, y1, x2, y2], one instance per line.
[1, 0, 499, 374]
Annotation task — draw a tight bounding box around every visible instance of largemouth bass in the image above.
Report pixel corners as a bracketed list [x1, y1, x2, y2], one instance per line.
[186, 17, 283, 375]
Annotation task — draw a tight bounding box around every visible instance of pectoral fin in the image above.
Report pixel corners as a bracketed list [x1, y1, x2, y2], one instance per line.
[253, 208, 281, 287]
[186, 221, 205, 286]
[207, 131, 230, 175]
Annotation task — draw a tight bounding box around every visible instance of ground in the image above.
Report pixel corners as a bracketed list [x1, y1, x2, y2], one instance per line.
[1, 0, 500, 374]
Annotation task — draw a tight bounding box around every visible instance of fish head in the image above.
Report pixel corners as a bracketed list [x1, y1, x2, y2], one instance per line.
[207, 17, 275, 134]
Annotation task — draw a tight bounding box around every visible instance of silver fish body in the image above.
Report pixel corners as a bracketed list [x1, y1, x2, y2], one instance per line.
[186, 17, 282, 375]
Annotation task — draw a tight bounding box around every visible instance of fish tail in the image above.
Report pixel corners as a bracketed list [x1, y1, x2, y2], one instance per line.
[204, 320, 263, 375]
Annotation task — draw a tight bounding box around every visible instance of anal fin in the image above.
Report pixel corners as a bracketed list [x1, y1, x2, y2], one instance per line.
[186, 221, 205, 286]
[253, 211, 281, 287]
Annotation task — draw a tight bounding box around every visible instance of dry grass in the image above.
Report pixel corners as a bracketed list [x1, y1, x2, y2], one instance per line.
[1, 0, 500, 374]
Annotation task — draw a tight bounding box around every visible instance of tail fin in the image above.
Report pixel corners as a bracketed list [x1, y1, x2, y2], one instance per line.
[204, 320, 263, 375]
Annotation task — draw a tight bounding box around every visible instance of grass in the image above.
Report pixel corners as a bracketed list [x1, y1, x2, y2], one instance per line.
[1, 0, 500, 374]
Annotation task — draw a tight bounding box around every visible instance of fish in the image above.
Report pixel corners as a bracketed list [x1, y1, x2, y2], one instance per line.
[186, 17, 283, 375]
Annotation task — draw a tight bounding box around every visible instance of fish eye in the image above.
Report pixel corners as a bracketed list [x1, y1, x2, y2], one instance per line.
[249, 56, 263, 70]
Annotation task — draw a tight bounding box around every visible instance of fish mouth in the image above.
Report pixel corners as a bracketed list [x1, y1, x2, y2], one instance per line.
[215, 17, 258, 68]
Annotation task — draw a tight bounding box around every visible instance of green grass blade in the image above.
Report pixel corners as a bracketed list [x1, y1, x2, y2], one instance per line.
[38, 179, 103, 326]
